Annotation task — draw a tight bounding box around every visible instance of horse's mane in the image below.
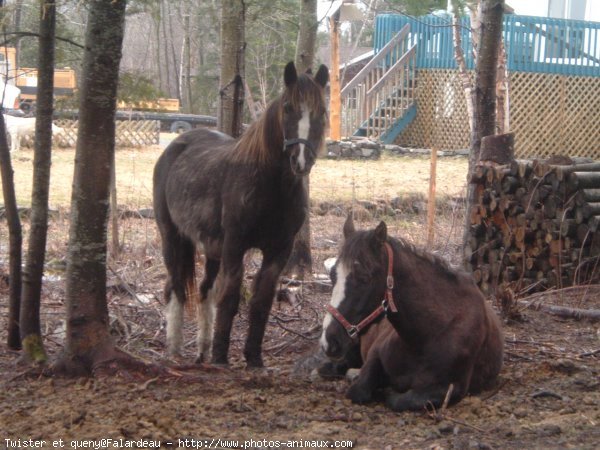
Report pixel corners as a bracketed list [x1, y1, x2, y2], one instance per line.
[390, 237, 462, 279]
[340, 231, 462, 280]
[230, 73, 326, 166]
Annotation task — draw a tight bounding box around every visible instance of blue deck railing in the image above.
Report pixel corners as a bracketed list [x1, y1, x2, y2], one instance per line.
[374, 13, 600, 77]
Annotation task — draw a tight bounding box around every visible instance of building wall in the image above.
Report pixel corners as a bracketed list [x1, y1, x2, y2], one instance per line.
[509, 0, 600, 22]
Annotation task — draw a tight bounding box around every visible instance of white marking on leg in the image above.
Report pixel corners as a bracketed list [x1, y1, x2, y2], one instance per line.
[320, 262, 348, 352]
[196, 287, 217, 362]
[166, 293, 183, 356]
[297, 103, 310, 171]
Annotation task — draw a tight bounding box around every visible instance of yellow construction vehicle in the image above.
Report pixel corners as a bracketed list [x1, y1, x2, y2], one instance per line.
[0, 46, 77, 114]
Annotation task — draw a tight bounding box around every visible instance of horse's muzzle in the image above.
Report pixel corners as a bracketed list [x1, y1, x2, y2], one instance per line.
[284, 138, 316, 174]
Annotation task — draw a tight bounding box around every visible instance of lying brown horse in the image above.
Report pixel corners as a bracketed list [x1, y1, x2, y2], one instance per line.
[320, 218, 503, 411]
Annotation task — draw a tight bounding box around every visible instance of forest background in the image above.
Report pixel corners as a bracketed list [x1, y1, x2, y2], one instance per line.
[7, 0, 446, 119]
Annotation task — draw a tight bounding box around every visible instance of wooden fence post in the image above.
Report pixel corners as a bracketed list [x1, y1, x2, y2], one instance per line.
[427, 148, 438, 248]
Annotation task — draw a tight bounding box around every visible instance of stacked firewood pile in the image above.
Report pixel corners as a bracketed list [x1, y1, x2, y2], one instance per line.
[466, 157, 600, 295]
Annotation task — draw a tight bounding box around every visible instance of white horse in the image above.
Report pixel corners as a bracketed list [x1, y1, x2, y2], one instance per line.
[3, 114, 64, 153]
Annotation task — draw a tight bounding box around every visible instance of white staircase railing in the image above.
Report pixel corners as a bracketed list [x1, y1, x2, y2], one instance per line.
[341, 24, 417, 140]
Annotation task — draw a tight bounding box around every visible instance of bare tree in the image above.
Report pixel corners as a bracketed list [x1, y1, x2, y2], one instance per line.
[180, 1, 193, 113]
[471, 0, 504, 157]
[295, 0, 317, 72]
[13, 0, 24, 67]
[453, 0, 509, 137]
[54, 0, 129, 375]
[0, 0, 22, 351]
[219, 0, 245, 137]
[286, 0, 319, 277]
[0, 115, 21, 350]
[20, 0, 56, 363]
[462, 0, 505, 266]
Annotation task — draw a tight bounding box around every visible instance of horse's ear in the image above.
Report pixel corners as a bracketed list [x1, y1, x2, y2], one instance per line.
[373, 221, 387, 245]
[343, 213, 356, 239]
[284, 62, 298, 87]
[314, 65, 329, 88]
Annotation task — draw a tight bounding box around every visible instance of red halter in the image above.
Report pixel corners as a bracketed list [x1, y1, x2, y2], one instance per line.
[326, 242, 398, 339]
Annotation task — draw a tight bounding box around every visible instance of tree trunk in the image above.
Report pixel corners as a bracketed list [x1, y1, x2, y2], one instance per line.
[496, 40, 510, 134]
[473, 0, 504, 157]
[55, 0, 127, 375]
[294, 0, 317, 72]
[452, 9, 474, 134]
[218, 0, 245, 138]
[0, 116, 22, 350]
[160, 1, 172, 96]
[286, 0, 319, 277]
[153, 8, 162, 93]
[181, 3, 193, 114]
[13, 0, 24, 67]
[166, 2, 180, 102]
[462, 0, 504, 269]
[0, 0, 22, 351]
[20, 0, 56, 363]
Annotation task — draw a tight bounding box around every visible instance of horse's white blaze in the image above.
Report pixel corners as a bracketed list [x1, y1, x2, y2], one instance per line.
[320, 262, 349, 352]
[297, 103, 310, 171]
[196, 287, 217, 361]
[166, 293, 183, 355]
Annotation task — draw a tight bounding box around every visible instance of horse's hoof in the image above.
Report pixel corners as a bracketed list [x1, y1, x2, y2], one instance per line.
[245, 365, 269, 375]
[345, 368, 361, 382]
[346, 383, 373, 404]
[245, 357, 264, 369]
[317, 361, 348, 380]
[211, 355, 229, 366]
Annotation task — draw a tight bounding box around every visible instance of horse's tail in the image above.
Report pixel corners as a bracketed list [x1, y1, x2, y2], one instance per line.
[153, 138, 198, 311]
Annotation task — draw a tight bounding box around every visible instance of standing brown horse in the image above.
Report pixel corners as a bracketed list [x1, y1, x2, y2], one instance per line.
[321, 218, 503, 411]
[153, 62, 328, 367]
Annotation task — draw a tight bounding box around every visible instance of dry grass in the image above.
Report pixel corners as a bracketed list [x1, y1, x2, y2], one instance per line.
[312, 154, 468, 203]
[2, 137, 468, 210]
[5, 146, 163, 209]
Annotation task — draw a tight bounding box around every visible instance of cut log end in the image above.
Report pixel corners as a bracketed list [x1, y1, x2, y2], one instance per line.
[480, 132, 515, 165]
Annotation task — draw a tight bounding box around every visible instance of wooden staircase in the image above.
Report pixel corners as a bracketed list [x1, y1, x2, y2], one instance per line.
[341, 24, 417, 144]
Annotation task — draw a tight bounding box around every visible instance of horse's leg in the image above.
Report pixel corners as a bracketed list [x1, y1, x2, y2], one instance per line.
[211, 240, 245, 365]
[384, 383, 464, 412]
[318, 342, 363, 379]
[163, 279, 183, 356]
[243, 247, 292, 367]
[195, 256, 220, 363]
[346, 351, 387, 404]
[9, 131, 17, 153]
[158, 224, 196, 357]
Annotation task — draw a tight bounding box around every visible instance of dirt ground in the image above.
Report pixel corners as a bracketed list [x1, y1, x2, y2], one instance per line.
[1, 211, 598, 450]
[0, 150, 598, 450]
